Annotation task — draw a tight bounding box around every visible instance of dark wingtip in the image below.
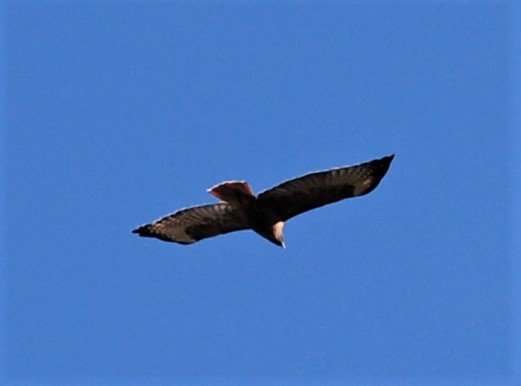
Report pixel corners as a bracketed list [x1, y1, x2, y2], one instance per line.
[383, 154, 395, 163]
[356, 154, 395, 196]
[382, 154, 395, 168]
[132, 224, 153, 237]
[374, 154, 394, 174]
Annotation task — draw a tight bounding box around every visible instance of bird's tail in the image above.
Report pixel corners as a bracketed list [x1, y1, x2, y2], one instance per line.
[207, 181, 255, 203]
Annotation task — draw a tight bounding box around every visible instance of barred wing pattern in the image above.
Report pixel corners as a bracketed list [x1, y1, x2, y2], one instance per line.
[257, 155, 394, 221]
[132, 203, 249, 244]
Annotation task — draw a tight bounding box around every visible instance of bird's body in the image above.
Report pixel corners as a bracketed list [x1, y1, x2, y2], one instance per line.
[133, 155, 394, 248]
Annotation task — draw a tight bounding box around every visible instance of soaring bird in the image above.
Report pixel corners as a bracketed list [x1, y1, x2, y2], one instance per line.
[132, 155, 394, 248]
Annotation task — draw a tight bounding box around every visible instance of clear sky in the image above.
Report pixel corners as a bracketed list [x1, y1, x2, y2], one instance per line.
[3, 1, 520, 385]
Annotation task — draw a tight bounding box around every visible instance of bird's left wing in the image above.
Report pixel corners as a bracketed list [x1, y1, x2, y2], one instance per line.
[132, 203, 250, 244]
[257, 155, 394, 221]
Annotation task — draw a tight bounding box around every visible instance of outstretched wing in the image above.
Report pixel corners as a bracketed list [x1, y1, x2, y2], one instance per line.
[132, 203, 250, 244]
[257, 155, 394, 221]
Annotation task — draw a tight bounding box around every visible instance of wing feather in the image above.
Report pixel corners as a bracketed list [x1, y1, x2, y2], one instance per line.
[257, 155, 394, 221]
[132, 203, 249, 244]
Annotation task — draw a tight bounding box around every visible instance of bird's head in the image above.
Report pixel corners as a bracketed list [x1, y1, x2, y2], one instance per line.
[272, 221, 285, 248]
[253, 221, 286, 248]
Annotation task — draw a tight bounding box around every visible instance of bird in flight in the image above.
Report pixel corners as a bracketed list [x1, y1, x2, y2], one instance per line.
[133, 155, 394, 248]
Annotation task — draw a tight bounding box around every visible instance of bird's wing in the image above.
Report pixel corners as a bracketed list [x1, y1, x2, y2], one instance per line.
[132, 203, 250, 244]
[257, 155, 394, 221]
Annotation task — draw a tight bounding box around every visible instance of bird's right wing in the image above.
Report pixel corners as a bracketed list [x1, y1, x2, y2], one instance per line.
[132, 203, 250, 244]
[257, 155, 394, 221]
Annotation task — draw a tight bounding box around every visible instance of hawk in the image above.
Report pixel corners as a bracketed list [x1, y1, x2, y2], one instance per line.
[133, 155, 394, 248]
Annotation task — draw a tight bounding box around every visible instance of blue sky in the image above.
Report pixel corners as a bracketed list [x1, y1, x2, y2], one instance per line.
[3, 1, 520, 385]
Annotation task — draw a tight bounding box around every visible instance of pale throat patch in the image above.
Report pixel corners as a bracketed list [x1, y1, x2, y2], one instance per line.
[273, 221, 285, 239]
